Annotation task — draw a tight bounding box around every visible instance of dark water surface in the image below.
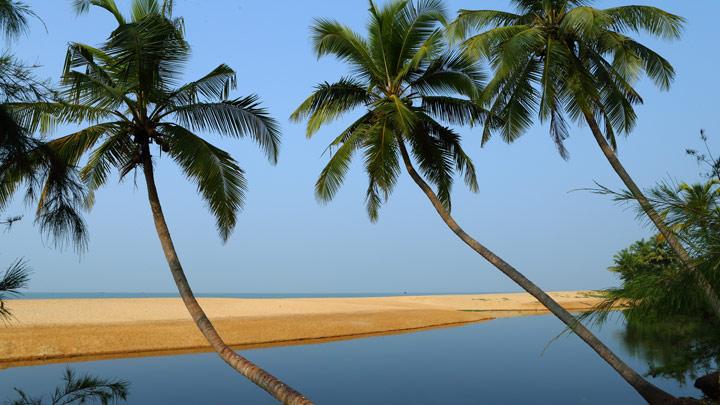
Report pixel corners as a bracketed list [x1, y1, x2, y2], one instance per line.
[0, 314, 701, 404]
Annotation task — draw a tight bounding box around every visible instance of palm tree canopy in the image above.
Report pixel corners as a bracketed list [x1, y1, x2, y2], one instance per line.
[292, 0, 485, 220]
[451, 0, 684, 158]
[4, 0, 280, 242]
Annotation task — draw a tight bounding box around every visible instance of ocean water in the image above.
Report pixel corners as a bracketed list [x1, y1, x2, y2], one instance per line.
[18, 292, 493, 299]
[0, 313, 702, 404]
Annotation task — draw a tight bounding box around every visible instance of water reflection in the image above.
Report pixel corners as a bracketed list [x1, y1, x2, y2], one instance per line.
[6, 369, 129, 404]
[617, 313, 720, 385]
[0, 314, 707, 404]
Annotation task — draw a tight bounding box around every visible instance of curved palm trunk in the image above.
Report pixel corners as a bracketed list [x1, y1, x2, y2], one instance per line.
[140, 146, 312, 405]
[582, 110, 720, 320]
[395, 136, 676, 404]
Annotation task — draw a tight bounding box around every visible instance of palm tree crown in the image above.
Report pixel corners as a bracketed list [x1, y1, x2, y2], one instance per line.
[292, 0, 485, 219]
[452, 0, 684, 158]
[9, 0, 280, 242]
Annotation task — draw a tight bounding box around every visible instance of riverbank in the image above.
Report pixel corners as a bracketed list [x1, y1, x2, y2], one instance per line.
[0, 291, 607, 368]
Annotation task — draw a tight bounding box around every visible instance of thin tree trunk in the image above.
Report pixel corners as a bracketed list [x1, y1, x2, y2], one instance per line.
[394, 135, 676, 404]
[140, 144, 312, 405]
[582, 110, 720, 320]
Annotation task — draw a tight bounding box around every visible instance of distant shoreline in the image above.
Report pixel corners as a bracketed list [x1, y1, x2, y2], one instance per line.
[16, 291, 521, 299]
[1, 291, 609, 369]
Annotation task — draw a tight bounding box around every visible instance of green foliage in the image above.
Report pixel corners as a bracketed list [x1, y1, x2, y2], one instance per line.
[293, 0, 484, 220]
[0, 0, 36, 39]
[451, 1, 684, 158]
[589, 172, 720, 321]
[2, 0, 280, 243]
[588, 205, 720, 382]
[587, 136, 720, 382]
[597, 236, 718, 323]
[0, 259, 30, 320]
[8, 369, 129, 405]
[0, 2, 91, 251]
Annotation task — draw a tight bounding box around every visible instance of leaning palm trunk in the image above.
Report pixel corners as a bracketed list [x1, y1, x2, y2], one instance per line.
[141, 148, 312, 405]
[582, 110, 720, 320]
[395, 136, 676, 404]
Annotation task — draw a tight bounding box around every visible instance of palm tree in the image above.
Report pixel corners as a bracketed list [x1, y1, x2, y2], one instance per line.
[5, 1, 310, 403]
[292, 0, 676, 403]
[450, 0, 720, 319]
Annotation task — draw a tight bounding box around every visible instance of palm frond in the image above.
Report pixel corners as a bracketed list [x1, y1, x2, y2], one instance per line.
[79, 129, 135, 198]
[411, 51, 484, 99]
[103, 13, 189, 92]
[406, 122, 454, 209]
[46, 122, 122, 165]
[7, 102, 122, 135]
[34, 156, 89, 252]
[170, 95, 280, 163]
[0, 259, 30, 320]
[165, 64, 236, 107]
[461, 25, 530, 61]
[393, 0, 447, 74]
[0, 0, 36, 39]
[315, 121, 369, 203]
[604, 6, 685, 40]
[131, 0, 162, 22]
[72, 0, 126, 24]
[362, 119, 400, 221]
[421, 96, 486, 127]
[311, 18, 381, 81]
[163, 124, 246, 241]
[450, 9, 521, 40]
[290, 77, 371, 137]
[484, 56, 540, 145]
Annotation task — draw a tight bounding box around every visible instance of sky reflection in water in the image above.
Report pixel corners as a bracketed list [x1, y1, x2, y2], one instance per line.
[0, 314, 702, 404]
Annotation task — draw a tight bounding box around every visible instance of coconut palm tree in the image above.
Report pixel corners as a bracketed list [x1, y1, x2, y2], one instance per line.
[4, 1, 310, 403]
[450, 0, 720, 319]
[292, 0, 675, 403]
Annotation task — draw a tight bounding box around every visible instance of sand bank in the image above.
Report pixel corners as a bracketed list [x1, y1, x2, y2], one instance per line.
[0, 291, 606, 368]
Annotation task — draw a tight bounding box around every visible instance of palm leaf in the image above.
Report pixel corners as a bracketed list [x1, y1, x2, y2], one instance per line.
[290, 77, 371, 137]
[163, 124, 246, 241]
[170, 95, 281, 163]
[604, 6, 685, 40]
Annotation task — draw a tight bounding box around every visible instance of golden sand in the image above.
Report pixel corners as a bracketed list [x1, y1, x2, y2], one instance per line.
[0, 291, 605, 368]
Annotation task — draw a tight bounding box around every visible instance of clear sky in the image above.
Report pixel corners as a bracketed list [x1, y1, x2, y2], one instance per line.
[2, 0, 718, 294]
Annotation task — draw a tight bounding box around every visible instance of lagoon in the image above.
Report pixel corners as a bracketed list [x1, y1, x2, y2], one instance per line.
[0, 313, 700, 404]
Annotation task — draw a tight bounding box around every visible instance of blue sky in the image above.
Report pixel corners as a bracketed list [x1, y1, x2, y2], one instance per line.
[2, 0, 719, 294]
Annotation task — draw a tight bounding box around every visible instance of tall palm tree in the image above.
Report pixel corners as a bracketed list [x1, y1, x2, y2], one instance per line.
[451, 0, 720, 319]
[292, 0, 675, 403]
[5, 1, 310, 403]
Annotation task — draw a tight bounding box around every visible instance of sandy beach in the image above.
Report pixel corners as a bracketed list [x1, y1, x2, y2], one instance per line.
[0, 291, 606, 368]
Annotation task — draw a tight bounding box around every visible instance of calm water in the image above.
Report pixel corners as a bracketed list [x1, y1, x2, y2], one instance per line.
[0, 314, 701, 404]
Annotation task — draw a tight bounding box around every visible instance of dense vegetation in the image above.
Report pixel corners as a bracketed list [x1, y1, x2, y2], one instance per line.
[590, 134, 720, 386]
